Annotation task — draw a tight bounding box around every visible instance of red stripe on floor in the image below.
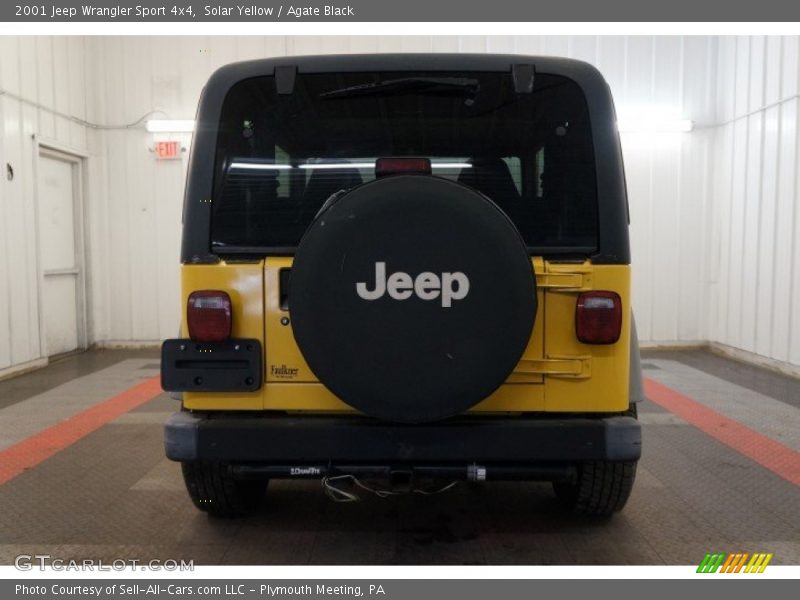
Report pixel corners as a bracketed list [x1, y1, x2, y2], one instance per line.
[0, 376, 162, 486]
[644, 377, 800, 487]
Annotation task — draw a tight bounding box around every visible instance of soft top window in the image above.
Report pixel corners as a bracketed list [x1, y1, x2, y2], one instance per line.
[211, 70, 598, 254]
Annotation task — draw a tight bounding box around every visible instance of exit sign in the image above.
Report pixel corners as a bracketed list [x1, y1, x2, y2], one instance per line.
[154, 141, 181, 160]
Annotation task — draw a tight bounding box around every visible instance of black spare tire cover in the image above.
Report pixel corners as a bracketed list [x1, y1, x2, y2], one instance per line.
[289, 175, 537, 423]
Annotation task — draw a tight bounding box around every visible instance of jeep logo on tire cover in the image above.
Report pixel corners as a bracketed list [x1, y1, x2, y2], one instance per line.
[356, 261, 470, 307]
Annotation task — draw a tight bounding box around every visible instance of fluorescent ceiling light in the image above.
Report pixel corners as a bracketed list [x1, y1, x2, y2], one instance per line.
[299, 163, 376, 170]
[145, 119, 195, 133]
[299, 161, 472, 169]
[230, 162, 293, 170]
[432, 162, 472, 169]
[617, 118, 694, 133]
[616, 105, 693, 134]
[228, 160, 474, 171]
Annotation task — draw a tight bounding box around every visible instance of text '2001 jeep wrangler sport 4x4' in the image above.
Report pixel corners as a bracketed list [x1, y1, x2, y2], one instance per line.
[161, 54, 644, 517]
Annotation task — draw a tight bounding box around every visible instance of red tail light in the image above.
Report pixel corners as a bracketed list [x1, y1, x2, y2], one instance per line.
[576, 291, 622, 344]
[376, 157, 432, 177]
[187, 291, 232, 342]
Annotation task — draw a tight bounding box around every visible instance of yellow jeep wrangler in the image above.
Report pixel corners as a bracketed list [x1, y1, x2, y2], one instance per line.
[162, 54, 643, 517]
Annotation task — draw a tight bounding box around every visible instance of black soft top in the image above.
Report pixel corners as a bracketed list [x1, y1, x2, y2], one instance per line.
[181, 54, 629, 265]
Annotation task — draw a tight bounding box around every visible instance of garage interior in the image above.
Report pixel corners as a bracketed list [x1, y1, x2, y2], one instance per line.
[0, 35, 798, 565]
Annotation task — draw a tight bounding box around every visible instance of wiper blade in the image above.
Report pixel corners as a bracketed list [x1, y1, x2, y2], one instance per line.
[320, 77, 479, 99]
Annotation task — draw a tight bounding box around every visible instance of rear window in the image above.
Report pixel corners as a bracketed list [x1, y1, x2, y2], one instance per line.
[210, 71, 598, 254]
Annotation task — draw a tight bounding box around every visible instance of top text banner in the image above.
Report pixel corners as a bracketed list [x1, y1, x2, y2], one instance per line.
[4, 0, 800, 22]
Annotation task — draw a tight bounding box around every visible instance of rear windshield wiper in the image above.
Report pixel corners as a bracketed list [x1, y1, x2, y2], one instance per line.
[320, 77, 480, 99]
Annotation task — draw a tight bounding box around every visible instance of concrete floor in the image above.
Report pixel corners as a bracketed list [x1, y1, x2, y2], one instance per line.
[0, 348, 798, 565]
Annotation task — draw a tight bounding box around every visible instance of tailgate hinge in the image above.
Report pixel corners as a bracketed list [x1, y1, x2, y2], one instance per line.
[514, 355, 592, 379]
[535, 271, 592, 291]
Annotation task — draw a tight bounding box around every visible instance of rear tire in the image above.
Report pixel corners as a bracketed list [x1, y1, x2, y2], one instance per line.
[553, 460, 637, 516]
[181, 461, 267, 517]
[553, 404, 639, 516]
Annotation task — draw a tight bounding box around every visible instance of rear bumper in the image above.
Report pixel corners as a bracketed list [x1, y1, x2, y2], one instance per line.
[164, 411, 641, 467]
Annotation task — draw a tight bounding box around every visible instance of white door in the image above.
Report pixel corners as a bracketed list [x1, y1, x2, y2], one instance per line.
[37, 152, 83, 357]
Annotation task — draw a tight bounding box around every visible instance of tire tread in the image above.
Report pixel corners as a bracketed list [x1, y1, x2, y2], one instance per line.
[559, 460, 637, 516]
[181, 461, 266, 517]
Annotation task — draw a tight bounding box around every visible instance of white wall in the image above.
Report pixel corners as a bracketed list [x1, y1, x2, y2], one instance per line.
[709, 36, 800, 369]
[83, 35, 718, 348]
[2, 35, 798, 374]
[0, 36, 90, 373]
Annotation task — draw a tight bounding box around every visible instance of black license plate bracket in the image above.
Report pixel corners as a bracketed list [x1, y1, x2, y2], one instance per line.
[161, 338, 262, 392]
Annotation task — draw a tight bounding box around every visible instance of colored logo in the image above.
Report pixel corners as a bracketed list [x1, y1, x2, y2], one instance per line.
[697, 552, 773, 573]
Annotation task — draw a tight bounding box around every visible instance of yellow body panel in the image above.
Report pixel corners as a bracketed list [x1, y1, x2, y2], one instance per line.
[264, 257, 316, 383]
[542, 263, 630, 412]
[183, 259, 630, 414]
[181, 262, 265, 411]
